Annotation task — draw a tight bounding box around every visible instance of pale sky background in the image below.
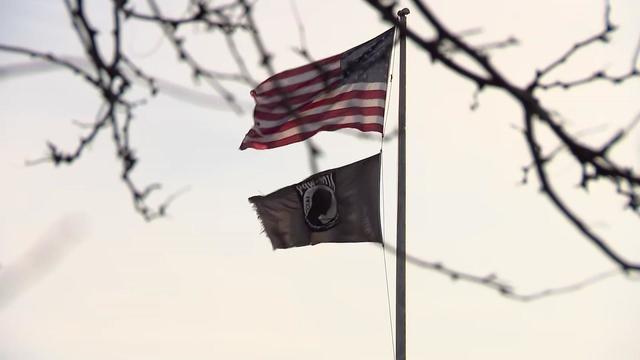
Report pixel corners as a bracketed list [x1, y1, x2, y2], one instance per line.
[1, 0, 640, 359]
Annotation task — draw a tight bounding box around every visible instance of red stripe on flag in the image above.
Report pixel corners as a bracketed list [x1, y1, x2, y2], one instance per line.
[256, 107, 385, 135]
[240, 123, 383, 150]
[254, 89, 387, 121]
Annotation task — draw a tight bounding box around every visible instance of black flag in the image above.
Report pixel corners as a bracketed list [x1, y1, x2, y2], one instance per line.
[249, 154, 382, 249]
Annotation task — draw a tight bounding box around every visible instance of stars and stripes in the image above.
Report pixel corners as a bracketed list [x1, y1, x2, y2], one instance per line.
[240, 28, 395, 150]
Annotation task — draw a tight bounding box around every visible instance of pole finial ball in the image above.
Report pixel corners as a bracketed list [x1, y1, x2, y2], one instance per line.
[397, 8, 410, 17]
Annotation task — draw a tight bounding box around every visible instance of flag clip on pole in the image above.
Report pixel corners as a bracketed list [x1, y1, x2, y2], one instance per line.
[396, 7, 409, 360]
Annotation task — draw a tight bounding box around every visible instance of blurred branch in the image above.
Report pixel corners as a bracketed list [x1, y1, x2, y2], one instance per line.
[0, 44, 98, 85]
[141, 0, 245, 112]
[384, 243, 623, 302]
[0, 216, 86, 310]
[512, 270, 621, 302]
[0, 59, 253, 109]
[0, 0, 273, 220]
[476, 36, 518, 53]
[123, 5, 249, 31]
[532, 0, 616, 86]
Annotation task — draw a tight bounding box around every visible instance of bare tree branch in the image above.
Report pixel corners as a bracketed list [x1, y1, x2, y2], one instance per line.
[363, 0, 640, 272]
[383, 243, 624, 302]
[0, 0, 277, 220]
[0, 44, 99, 86]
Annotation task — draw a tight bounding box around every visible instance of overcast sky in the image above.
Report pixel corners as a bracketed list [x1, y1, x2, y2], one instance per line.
[1, 0, 640, 359]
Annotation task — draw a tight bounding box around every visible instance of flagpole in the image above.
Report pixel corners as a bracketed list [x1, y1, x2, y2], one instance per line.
[396, 7, 409, 360]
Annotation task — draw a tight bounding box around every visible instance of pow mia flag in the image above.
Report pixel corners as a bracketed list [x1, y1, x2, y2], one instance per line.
[296, 173, 339, 231]
[249, 153, 382, 249]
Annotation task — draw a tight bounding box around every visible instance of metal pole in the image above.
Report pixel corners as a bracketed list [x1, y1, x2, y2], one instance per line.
[396, 7, 409, 360]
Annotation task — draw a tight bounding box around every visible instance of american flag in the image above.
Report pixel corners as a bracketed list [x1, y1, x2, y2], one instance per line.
[240, 28, 395, 150]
